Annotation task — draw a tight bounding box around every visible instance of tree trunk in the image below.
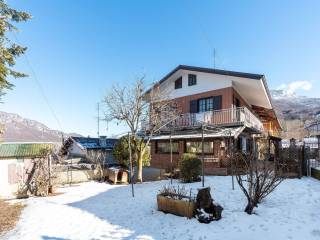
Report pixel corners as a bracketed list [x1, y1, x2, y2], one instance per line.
[137, 152, 144, 182]
[244, 200, 255, 215]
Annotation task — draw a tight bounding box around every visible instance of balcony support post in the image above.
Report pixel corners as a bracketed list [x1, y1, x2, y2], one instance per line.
[201, 124, 205, 187]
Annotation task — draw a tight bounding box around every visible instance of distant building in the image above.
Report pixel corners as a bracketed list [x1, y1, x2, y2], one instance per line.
[305, 120, 320, 137]
[0, 142, 55, 197]
[59, 136, 118, 165]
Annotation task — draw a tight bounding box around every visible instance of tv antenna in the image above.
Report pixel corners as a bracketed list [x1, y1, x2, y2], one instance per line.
[213, 48, 216, 69]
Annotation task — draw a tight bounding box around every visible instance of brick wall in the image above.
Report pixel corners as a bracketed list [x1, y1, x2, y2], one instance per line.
[173, 87, 234, 113]
[150, 140, 185, 170]
[150, 139, 231, 171]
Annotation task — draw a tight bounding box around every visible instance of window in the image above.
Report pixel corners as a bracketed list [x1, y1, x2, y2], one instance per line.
[174, 77, 182, 89]
[213, 95, 222, 110]
[157, 141, 179, 153]
[188, 74, 197, 86]
[198, 97, 213, 112]
[186, 141, 214, 154]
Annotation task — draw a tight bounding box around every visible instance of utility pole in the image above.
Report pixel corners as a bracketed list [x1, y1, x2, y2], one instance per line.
[170, 130, 173, 184]
[97, 103, 100, 137]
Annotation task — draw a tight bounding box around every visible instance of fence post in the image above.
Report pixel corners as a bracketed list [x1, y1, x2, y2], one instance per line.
[299, 144, 304, 178]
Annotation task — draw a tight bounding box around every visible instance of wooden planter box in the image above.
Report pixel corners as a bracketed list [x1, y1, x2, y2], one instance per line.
[157, 194, 195, 219]
[311, 167, 320, 180]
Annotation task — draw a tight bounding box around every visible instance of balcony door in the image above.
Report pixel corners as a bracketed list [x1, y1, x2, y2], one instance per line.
[233, 97, 241, 122]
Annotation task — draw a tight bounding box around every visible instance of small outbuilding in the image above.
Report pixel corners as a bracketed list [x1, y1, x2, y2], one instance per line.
[59, 136, 118, 166]
[0, 142, 55, 198]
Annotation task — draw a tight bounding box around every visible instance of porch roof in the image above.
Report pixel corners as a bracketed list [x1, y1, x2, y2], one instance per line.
[149, 126, 245, 140]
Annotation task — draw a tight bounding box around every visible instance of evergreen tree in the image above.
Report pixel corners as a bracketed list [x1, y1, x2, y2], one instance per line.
[0, 1, 31, 100]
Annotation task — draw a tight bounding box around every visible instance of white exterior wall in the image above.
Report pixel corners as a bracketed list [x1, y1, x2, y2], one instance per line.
[155, 68, 272, 109]
[0, 159, 20, 198]
[69, 142, 86, 157]
[159, 70, 232, 100]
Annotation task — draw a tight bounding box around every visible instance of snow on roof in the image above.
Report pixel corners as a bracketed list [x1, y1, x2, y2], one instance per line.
[71, 137, 117, 150]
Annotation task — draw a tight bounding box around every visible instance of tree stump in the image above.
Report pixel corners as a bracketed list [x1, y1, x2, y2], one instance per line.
[195, 187, 223, 223]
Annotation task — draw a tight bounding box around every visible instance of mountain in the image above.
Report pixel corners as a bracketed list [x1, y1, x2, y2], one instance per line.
[271, 90, 320, 120]
[0, 111, 82, 143]
[270, 90, 320, 139]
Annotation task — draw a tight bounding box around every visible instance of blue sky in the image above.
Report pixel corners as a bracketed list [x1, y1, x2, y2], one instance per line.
[2, 0, 320, 137]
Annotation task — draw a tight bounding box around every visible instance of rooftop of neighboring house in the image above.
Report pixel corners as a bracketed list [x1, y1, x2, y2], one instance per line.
[71, 137, 118, 150]
[59, 136, 118, 156]
[0, 142, 56, 159]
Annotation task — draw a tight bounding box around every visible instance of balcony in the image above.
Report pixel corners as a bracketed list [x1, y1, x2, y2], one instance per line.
[174, 107, 263, 131]
[153, 107, 264, 132]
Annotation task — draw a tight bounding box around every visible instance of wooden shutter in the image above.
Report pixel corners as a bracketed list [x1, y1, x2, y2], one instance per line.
[213, 95, 222, 110]
[190, 100, 198, 113]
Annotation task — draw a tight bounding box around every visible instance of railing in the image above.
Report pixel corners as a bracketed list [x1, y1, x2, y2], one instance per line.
[142, 107, 264, 132]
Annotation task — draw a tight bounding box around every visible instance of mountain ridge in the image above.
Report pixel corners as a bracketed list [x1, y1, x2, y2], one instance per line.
[0, 111, 82, 143]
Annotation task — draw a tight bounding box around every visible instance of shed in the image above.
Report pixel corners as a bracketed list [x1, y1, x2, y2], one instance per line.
[0, 142, 55, 198]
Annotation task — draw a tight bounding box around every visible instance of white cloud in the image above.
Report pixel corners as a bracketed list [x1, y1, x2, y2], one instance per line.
[277, 81, 312, 95]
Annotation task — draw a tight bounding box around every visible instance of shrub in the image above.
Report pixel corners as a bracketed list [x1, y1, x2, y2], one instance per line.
[113, 136, 150, 167]
[179, 153, 201, 183]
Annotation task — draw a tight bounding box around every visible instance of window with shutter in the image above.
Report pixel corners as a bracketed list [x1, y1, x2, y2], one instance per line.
[213, 95, 222, 110]
[190, 100, 198, 113]
[174, 77, 182, 89]
[188, 74, 197, 86]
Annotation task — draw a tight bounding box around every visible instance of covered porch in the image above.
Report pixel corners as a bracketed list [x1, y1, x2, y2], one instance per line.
[149, 126, 257, 175]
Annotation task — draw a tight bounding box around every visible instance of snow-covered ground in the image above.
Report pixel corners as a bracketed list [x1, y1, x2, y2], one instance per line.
[3, 177, 320, 240]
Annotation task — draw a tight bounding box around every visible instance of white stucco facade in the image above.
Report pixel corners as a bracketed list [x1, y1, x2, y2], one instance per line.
[156, 68, 272, 109]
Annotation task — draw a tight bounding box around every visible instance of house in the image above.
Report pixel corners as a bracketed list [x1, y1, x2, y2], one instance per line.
[59, 136, 118, 166]
[0, 142, 55, 197]
[144, 65, 282, 175]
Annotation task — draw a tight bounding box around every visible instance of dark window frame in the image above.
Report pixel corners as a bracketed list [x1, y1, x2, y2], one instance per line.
[188, 74, 197, 86]
[174, 77, 182, 89]
[185, 140, 215, 154]
[156, 141, 179, 154]
[197, 97, 213, 112]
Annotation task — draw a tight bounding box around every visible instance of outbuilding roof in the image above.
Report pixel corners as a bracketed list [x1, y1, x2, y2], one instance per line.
[0, 143, 55, 159]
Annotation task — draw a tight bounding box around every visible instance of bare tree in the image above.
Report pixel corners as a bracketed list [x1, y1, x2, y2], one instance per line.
[17, 148, 54, 197]
[103, 76, 179, 182]
[234, 151, 285, 214]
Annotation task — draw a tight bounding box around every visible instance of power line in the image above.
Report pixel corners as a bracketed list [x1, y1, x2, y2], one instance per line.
[10, 31, 63, 133]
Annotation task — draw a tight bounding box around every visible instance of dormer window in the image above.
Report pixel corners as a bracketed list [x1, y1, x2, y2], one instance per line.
[188, 74, 197, 86]
[174, 77, 182, 89]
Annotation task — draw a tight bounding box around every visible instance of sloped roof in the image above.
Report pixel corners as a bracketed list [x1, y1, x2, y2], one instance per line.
[145, 65, 264, 94]
[0, 143, 54, 159]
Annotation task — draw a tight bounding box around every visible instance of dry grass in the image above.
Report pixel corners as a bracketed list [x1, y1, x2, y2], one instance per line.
[0, 200, 24, 235]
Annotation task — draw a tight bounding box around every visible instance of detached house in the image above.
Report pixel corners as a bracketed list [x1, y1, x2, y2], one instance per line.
[145, 65, 282, 175]
[59, 136, 118, 165]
